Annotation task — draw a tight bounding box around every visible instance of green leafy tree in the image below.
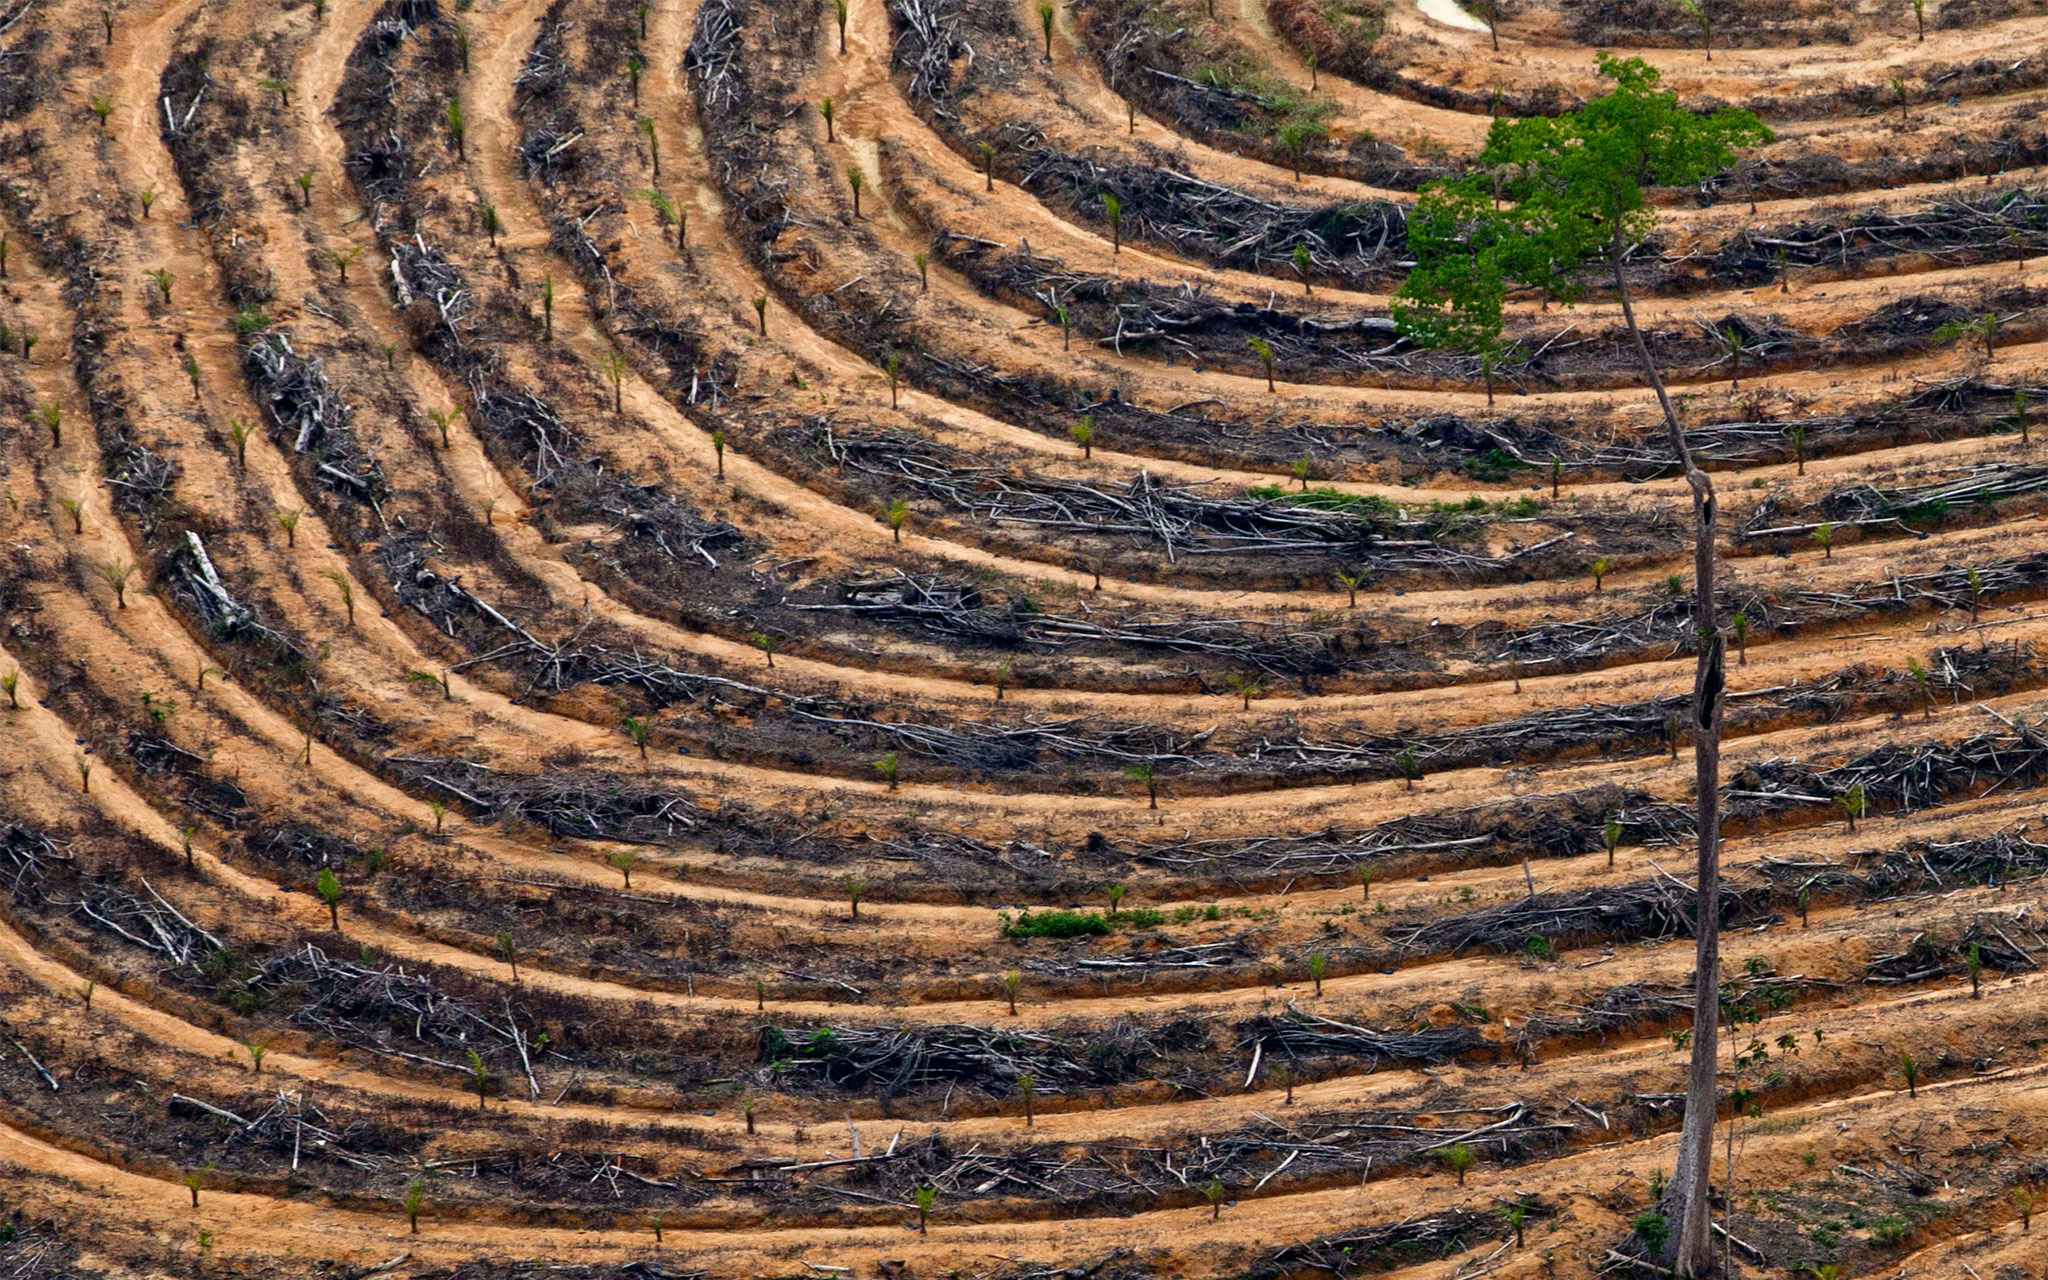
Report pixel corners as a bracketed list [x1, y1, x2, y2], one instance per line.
[1442, 65, 1771, 1268]
[1392, 181, 1512, 405]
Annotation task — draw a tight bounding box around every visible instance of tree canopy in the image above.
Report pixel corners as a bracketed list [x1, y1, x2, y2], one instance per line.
[1394, 54, 1773, 400]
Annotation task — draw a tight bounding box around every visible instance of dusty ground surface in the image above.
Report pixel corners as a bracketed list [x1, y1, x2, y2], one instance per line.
[0, 0, 2046, 1276]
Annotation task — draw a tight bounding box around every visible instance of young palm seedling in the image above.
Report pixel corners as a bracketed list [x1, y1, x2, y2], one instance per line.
[95, 559, 135, 608]
[635, 115, 660, 178]
[321, 569, 355, 627]
[600, 349, 627, 414]
[1247, 336, 1276, 391]
[1002, 970, 1023, 1015]
[842, 873, 868, 917]
[324, 244, 365, 284]
[1123, 761, 1158, 809]
[316, 868, 342, 929]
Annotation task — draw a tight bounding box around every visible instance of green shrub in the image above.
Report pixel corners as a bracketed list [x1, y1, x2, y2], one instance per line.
[1631, 1212, 1669, 1254]
[1004, 909, 1111, 938]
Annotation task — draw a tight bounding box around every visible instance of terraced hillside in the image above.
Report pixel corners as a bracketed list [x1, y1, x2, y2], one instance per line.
[1, 0, 2047, 1275]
